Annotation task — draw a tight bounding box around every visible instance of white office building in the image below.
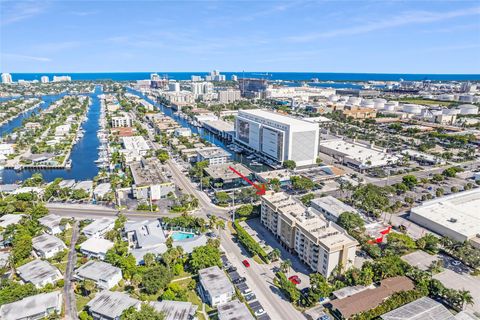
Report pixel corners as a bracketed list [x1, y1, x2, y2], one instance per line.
[235, 109, 319, 166]
[1, 73, 12, 84]
[218, 89, 241, 103]
[52, 75, 71, 82]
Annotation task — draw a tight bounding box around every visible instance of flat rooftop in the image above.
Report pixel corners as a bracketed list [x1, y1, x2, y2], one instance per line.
[204, 162, 252, 180]
[75, 261, 121, 282]
[129, 158, 170, 186]
[80, 237, 114, 254]
[38, 214, 63, 230]
[239, 109, 318, 128]
[17, 259, 61, 286]
[0, 291, 62, 320]
[197, 147, 231, 159]
[381, 297, 455, 320]
[122, 136, 149, 151]
[320, 139, 399, 167]
[82, 217, 114, 236]
[150, 300, 198, 320]
[87, 291, 140, 318]
[198, 266, 234, 298]
[218, 300, 255, 320]
[203, 120, 234, 132]
[410, 189, 480, 239]
[124, 219, 166, 249]
[310, 196, 357, 217]
[32, 234, 66, 253]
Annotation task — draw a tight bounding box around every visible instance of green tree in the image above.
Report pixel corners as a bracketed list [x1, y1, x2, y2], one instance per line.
[307, 273, 331, 303]
[337, 212, 365, 232]
[155, 150, 170, 164]
[121, 304, 165, 320]
[283, 160, 296, 170]
[402, 175, 418, 190]
[300, 193, 315, 206]
[280, 259, 292, 273]
[141, 265, 173, 294]
[235, 204, 254, 218]
[269, 248, 281, 262]
[215, 192, 230, 205]
[189, 244, 221, 273]
[416, 234, 439, 254]
[385, 233, 417, 255]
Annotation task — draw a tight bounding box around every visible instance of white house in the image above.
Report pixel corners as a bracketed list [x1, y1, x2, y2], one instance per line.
[82, 217, 115, 238]
[38, 214, 70, 235]
[198, 266, 235, 307]
[80, 237, 114, 260]
[74, 261, 122, 290]
[0, 291, 63, 320]
[87, 291, 140, 320]
[32, 234, 67, 259]
[17, 259, 62, 288]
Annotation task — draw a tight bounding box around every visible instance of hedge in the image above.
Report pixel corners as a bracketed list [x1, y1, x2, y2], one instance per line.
[233, 221, 270, 263]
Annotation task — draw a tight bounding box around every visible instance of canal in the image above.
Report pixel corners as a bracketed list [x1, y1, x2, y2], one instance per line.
[127, 88, 270, 172]
[1, 86, 102, 183]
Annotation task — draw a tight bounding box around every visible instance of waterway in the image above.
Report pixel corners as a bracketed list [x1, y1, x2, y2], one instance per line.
[1, 86, 102, 183]
[127, 88, 270, 172]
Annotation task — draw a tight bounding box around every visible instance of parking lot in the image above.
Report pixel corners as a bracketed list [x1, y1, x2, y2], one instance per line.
[434, 269, 480, 314]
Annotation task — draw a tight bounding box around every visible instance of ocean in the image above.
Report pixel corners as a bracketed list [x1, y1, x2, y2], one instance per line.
[8, 72, 480, 82]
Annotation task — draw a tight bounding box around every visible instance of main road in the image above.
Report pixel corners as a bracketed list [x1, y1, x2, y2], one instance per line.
[64, 221, 79, 320]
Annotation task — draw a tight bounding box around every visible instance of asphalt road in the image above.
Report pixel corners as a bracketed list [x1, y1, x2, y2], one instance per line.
[220, 229, 306, 320]
[64, 221, 79, 320]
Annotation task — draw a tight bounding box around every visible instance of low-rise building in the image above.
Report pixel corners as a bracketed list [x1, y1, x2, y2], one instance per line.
[261, 192, 358, 277]
[17, 259, 62, 288]
[319, 138, 399, 171]
[0, 214, 23, 228]
[380, 296, 456, 320]
[121, 136, 150, 158]
[196, 147, 231, 165]
[111, 113, 132, 128]
[74, 180, 94, 194]
[202, 120, 235, 141]
[174, 127, 192, 137]
[310, 196, 358, 222]
[150, 300, 198, 320]
[93, 183, 111, 200]
[80, 237, 114, 260]
[87, 291, 141, 320]
[204, 162, 253, 189]
[330, 276, 415, 319]
[82, 217, 115, 238]
[129, 158, 175, 201]
[217, 300, 254, 320]
[198, 266, 235, 307]
[410, 189, 480, 246]
[124, 219, 167, 264]
[38, 214, 70, 235]
[75, 261, 123, 290]
[54, 124, 71, 137]
[32, 233, 67, 259]
[0, 291, 63, 320]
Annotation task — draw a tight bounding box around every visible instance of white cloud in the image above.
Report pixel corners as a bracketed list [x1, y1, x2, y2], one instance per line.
[287, 6, 480, 42]
[0, 0, 49, 26]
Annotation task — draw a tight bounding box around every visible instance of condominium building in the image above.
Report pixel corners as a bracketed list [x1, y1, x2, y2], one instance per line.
[218, 89, 241, 103]
[235, 109, 319, 166]
[261, 192, 358, 277]
[1, 73, 12, 84]
[41, 76, 49, 83]
[111, 113, 132, 128]
[191, 82, 214, 97]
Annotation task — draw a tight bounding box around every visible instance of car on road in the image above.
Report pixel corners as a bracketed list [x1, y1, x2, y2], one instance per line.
[254, 308, 266, 316]
[233, 277, 246, 284]
[242, 259, 250, 268]
[288, 275, 301, 285]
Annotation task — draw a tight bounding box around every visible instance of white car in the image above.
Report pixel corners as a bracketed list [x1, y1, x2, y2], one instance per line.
[451, 260, 461, 266]
[254, 309, 266, 316]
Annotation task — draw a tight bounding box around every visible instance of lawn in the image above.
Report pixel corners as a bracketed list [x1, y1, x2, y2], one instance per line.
[172, 270, 193, 280]
[75, 294, 91, 312]
[396, 98, 453, 107]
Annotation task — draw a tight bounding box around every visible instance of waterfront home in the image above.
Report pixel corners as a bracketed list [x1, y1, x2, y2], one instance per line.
[74, 180, 94, 194]
[129, 158, 175, 201]
[74, 261, 122, 289]
[16, 259, 62, 288]
[87, 291, 141, 320]
[39, 214, 70, 235]
[32, 233, 67, 259]
[58, 179, 76, 189]
[0, 184, 19, 193]
[24, 153, 56, 165]
[11, 186, 44, 196]
[93, 183, 112, 200]
[0, 213, 24, 228]
[54, 124, 71, 137]
[80, 237, 114, 260]
[0, 143, 14, 156]
[198, 266, 235, 307]
[0, 291, 63, 320]
[82, 217, 115, 238]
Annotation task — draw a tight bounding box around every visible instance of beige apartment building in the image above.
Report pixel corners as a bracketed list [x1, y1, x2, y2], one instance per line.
[261, 192, 358, 277]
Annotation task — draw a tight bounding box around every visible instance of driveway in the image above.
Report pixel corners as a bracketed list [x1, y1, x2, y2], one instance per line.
[64, 221, 79, 320]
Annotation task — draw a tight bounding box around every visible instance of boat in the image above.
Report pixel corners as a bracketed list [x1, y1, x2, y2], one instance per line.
[250, 160, 261, 166]
[246, 154, 255, 160]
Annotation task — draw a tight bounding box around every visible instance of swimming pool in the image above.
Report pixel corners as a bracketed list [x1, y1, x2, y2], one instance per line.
[171, 231, 195, 241]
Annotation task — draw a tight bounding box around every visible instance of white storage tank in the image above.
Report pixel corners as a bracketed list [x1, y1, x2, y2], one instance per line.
[347, 97, 361, 105]
[458, 104, 478, 115]
[442, 108, 460, 115]
[361, 99, 375, 108]
[383, 103, 396, 111]
[373, 98, 386, 109]
[403, 104, 423, 114]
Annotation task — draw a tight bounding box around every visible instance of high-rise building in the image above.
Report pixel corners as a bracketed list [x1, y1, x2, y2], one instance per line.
[206, 70, 226, 82]
[261, 192, 358, 277]
[1, 73, 12, 84]
[191, 75, 203, 82]
[53, 75, 71, 82]
[238, 78, 268, 97]
[218, 89, 241, 103]
[191, 82, 213, 97]
[235, 109, 319, 166]
[168, 82, 180, 92]
[41, 76, 49, 83]
[231, 75, 238, 81]
[150, 73, 160, 81]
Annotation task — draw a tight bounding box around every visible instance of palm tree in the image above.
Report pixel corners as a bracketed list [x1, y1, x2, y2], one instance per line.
[269, 248, 281, 262]
[457, 290, 474, 310]
[280, 259, 292, 273]
[209, 215, 217, 229]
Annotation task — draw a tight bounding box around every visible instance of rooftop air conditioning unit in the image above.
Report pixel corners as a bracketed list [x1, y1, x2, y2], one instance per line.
[449, 218, 457, 223]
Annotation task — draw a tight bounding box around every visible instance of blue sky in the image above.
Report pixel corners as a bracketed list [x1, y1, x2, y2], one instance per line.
[1, 0, 479, 73]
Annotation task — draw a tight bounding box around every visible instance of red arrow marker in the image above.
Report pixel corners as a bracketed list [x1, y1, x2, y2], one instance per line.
[228, 166, 267, 195]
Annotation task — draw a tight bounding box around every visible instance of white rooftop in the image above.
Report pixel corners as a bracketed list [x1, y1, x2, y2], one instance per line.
[311, 196, 357, 218]
[38, 214, 63, 230]
[381, 297, 455, 320]
[218, 300, 255, 320]
[0, 214, 24, 228]
[82, 217, 114, 237]
[239, 109, 318, 128]
[150, 300, 198, 320]
[32, 233, 66, 253]
[410, 189, 480, 240]
[124, 220, 166, 249]
[75, 261, 121, 283]
[0, 291, 62, 320]
[16, 259, 62, 287]
[80, 237, 114, 254]
[199, 266, 234, 299]
[87, 291, 140, 318]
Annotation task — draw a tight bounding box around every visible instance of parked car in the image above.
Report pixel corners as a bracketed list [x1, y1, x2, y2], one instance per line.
[226, 266, 237, 273]
[233, 277, 246, 284]
[288, 275, 301, 285]
[242, 259, 250, 268]
[254, 308, 266, 316]
[245, 293, 256, 301]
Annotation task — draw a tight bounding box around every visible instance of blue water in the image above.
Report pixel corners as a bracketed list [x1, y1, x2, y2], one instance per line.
[170, 231, 194, 241]
[1, 86, 102, 183]
[9, 72, 480, 82]
[0, 94, 68, 137]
